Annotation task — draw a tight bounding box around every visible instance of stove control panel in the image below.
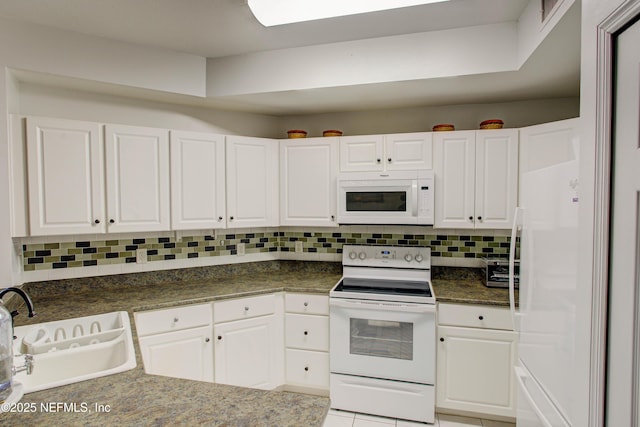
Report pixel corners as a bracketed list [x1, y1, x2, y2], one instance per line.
[343, 244, 431, 269]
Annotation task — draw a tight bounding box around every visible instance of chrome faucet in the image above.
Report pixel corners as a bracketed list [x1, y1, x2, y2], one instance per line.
[13, 354, 34, 376]
[0, 287, 36, 339]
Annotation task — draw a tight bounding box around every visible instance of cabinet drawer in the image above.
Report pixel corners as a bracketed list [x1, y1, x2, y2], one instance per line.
[285, 293, 329, 315]
[135, 303, 212, 337]
[214, 294, 276, 323]
[285, 314, 329, 351]
[286, 349, 329, 389]
[438, 303, 513, 331]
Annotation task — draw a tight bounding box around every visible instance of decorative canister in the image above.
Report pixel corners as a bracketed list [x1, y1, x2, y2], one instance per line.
[287, 130, 307, 138]
[479, 119, 504, 129]
[432, 124, 455, 132]
[322, 130, 343, 137]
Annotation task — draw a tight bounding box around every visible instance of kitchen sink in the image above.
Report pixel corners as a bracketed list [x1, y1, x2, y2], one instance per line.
[12, 311, 137, 393]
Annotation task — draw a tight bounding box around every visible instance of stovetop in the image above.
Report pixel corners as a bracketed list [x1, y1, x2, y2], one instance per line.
[330, 245, 435, 304]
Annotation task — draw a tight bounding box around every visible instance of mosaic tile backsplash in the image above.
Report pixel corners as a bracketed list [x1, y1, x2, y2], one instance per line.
[22, 230, 514, 271]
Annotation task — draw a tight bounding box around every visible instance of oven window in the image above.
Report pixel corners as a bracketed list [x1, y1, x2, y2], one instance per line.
[350, 318, 413, 360]
[345, 191, 407, 212]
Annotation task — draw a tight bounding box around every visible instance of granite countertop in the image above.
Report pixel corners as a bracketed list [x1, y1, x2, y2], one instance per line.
[4, 261, 341, 427]
[2, 261, 512, 426]
[431, 266, 516, 306]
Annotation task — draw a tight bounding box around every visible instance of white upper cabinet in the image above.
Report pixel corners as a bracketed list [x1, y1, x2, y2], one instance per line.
[105, 124, 171, 233]
[226, 136, 279, 228]
[280, 137, 339, 227]
[474, 129, 519, 229]
[339, 135, 384, 172]
[340, 132, 432, 172]
[170, 130, 226, 230]
[433, 130, 476, 229]
[434, 129, 518, 229]
[384, 132, 433, 171]
[26, 116, 106, 235]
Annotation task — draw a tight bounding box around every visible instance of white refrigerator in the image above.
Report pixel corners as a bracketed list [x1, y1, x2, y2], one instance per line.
[510, 119, 580, 427]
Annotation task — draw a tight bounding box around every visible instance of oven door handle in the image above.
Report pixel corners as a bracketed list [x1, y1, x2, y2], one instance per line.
[330, 298, 436, 313]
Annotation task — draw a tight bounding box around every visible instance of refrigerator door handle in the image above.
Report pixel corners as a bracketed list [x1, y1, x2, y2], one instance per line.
[509, 206, 522, 332]
[515, 366, 554, 427]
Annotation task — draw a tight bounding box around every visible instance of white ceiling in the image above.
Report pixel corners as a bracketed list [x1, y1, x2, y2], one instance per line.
[0, 0, 580, 115]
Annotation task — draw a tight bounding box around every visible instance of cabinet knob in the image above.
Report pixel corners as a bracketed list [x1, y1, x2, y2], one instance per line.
[173, 317, 179, 323]
[230, 216, 234, 221]
[303, 302, 309, 307]
[244, 306, 249, 312]
[303, 331, 308, 336]
[440, 337, 445, 342]
[477, 216, 483, 221]
[109, 219, 115, 224]
[331, 215, 335, 221]
[205, 338, 210, 343]
[304, 366, 309, 372]
[218, 216, 223, 221]
[478, 315, 484, 320]
[376, 158, 381, 163]
[94, 219, 100, 224]
[217, 335, 222, 340]
[387, 157, 392, 162]
[468, 216, 474, 221]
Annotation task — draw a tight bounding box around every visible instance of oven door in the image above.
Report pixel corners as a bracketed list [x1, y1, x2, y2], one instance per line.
[329, 297, 436, 384]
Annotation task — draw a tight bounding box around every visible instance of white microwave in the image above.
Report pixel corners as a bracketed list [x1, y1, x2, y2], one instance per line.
[337, 170, 434, 225]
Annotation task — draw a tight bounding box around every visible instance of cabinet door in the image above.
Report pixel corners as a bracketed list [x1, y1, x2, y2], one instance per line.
[280, 137, 339, 227]
[339, 135, 384, 172]
[26, 117, 105, 235]
[384, 132, 433, 171]
[170, 130, 226, 230]
[226, 136, 279, 227]
[433, 131, 476, 229]
[214, 315, 284, 390]
[138, 325, 213, 382]
[105, 124, 170, 232]
[437, 325, 517, 418]
[474, 129, 519, 229]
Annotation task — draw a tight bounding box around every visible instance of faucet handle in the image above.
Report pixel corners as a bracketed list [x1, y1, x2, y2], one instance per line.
[13, 354, 35, 376]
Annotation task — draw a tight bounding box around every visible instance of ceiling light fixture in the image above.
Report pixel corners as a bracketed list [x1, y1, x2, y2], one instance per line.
[247, 0, 450, 27]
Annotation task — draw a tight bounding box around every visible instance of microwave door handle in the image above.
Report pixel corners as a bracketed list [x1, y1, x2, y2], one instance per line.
[412, 181, 418, 217]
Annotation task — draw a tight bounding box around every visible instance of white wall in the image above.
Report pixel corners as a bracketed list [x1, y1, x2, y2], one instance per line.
[0, 16, 206, 97]
[517, 0, 577, 67]
[278, 98, 579, 138]
[207, 22, 518, 97]
[17, 82, 279, 138]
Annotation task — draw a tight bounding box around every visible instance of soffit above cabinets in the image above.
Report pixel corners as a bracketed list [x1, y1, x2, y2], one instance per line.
[2, 0, 580, 115]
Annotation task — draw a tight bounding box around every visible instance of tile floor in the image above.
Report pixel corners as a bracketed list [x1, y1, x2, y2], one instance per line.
[322, 410, 516, 427]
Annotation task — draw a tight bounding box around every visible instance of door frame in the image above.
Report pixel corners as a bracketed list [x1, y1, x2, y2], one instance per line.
[593, 1, 640, 426]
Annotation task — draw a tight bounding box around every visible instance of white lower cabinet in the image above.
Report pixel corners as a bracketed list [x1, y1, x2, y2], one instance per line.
[284, 294, 329, 394]
[213, 294, 284, 390]
[436, 303, 518, 419]
[286, 349, 329, 389]
[138, 326, 213, 382]
[135, 293, 331, 393]
[135, 303, 213, 382]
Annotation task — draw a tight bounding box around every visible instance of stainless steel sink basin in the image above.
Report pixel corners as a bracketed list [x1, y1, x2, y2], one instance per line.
[13, 311, 136, 393]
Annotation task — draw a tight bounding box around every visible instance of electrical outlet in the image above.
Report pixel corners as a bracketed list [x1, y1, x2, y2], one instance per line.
[237, 242, 245, 256]
[295, 241, 303, 253]
[136, 249, 147, 264]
